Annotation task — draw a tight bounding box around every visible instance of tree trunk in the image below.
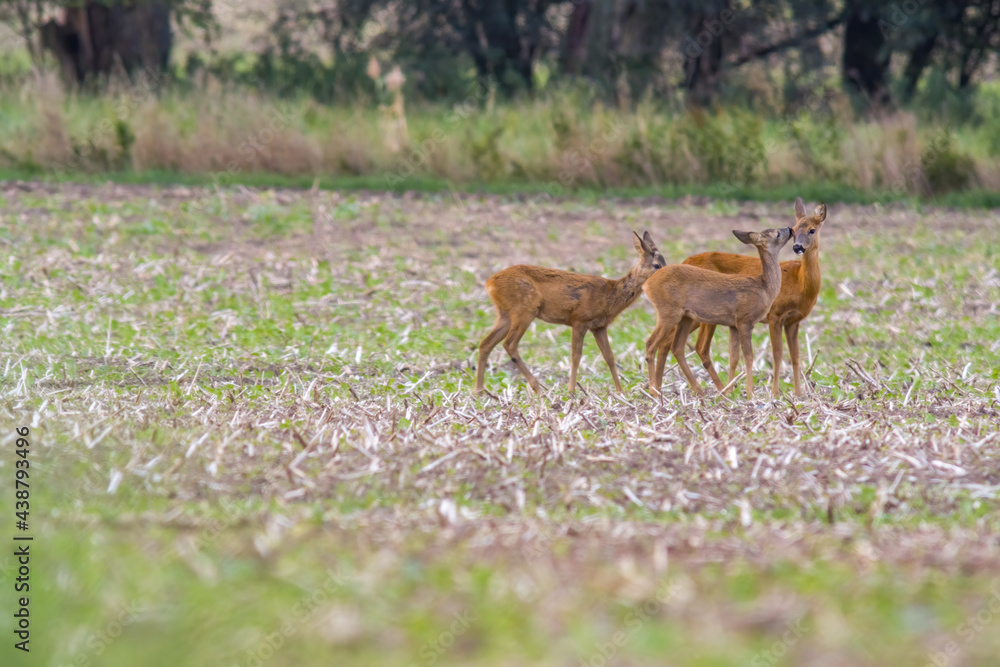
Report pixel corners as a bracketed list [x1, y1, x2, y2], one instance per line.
[39, 1, 171, 87]
[842, 4, 891, 107]
[901, 34, 936, 101]
[683, 8, 727, 108]
[561, 0, 593, 76]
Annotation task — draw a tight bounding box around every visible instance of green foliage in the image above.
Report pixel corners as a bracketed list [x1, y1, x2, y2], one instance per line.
[677, 108, 767, 185]
[789, 113, 847, 183]
[923, 134, 976, 195]
[465, 124, 506, 181]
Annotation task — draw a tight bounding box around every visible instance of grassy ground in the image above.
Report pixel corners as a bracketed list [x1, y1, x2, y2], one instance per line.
[1, 181, 999, 666]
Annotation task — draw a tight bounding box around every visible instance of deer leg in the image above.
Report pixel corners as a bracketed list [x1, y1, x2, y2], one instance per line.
[655, 322, 682, 396]
[475, 314, 511, 394]
[591, 327, 622, 394]
[786, 321, 802, 397]
[671, 316, 703, 396]
[695, 323, 724, 391]
[645, 322, 673, 396]
[654, 325, 676, 393]
[738, 325, 755, 399]
[727, 326, 740, 391]
[568, 325, 586, 393]
[503, 317, 541, 394]
[769, 319, 784, 398]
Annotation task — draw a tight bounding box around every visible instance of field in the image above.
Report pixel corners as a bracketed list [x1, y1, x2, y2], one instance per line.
[1, 181, 1000, 666]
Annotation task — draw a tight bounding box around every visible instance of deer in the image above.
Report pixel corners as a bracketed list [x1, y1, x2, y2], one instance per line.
[643, 226, 792, 399]
[682, 198, 827, 397]
[475, 231, 666, 396]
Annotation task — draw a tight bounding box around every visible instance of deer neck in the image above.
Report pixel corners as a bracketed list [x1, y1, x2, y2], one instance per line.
[798, 246, 822, 301]
[608, 268, 646, 316]
[757, 245, 783, 301]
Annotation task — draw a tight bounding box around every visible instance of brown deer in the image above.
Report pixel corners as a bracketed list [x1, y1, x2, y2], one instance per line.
[475, 231, 666, 395]
[643, 227, 792, 398]
[683, 198, 827, 397]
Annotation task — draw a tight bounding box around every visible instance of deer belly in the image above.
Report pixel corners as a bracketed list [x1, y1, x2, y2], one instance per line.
[684, 301, 737, 327]
[537, 304, 574, 326]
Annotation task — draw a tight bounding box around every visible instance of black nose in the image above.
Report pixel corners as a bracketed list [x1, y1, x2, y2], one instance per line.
[793, 244, 804, 254]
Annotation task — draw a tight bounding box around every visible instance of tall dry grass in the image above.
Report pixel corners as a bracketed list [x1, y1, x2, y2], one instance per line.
[0, 74, 993, 196]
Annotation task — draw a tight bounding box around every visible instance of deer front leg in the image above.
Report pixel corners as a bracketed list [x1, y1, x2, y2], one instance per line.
[786, 321, 803, 397]
[768, 319, 784, 398]
[568, 324, 586, 393]
[591, 327, 622, 394]
[738, 324, 755, 399]
[694, 323, 724, 391]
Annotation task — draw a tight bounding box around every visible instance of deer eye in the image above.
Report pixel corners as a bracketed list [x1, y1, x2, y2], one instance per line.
[809, 229, 816, 234]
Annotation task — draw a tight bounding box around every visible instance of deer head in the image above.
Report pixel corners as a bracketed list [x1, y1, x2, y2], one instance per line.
[632, 230, 666, 279]
[731, 226, 793, 251]
[791, 197, 827, 255]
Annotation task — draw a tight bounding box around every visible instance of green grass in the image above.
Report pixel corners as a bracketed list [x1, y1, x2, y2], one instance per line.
[1, 183, 999, 666]
[4, 167, 1000, 210]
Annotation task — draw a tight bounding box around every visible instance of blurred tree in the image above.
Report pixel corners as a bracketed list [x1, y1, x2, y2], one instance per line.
[841, 0, 890, 107]
[0, 0, 214, 86]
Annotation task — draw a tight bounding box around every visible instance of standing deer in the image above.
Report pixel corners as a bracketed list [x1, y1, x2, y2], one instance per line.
[683, 198, 827, 397]
[643, 227, 792, 398]
[475, 231, 666, 395]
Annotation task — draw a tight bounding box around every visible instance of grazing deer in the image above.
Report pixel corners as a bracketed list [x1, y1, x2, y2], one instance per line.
[683, 198, 827, 397]
[643, 227, 792, 398]
[475, 231, 666, 395]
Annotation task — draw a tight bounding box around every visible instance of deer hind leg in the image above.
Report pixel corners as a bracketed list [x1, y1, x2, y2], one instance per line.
[503, 315, 542, 394]
[694, 323, 724, 391]
[654, 326, 678, 393]
[727, 326, 740, 391]
[785, 321, 803, 397]
[670, 316, 703, 396]
[738, 324, 755, 399]
[591, 327, 622, 394]
[645, 319, 676, 396]
[568, 324, 587, 393]
[768, 319, 784, 398]
[475, 313, 511, 394]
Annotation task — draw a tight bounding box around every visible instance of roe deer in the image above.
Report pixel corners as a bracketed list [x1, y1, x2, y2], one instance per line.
[683, 198, 826, 397]
[475, 231, 666, 395]
[643, 227, 792, 399]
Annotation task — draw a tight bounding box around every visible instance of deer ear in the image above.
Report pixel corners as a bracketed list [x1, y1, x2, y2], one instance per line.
[794, 197, 806, 219]
[642, 230, 657, 252]
[633, 231, 645, 254]
[814, 203, 827, 223]
[732, 230, 754, 245]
